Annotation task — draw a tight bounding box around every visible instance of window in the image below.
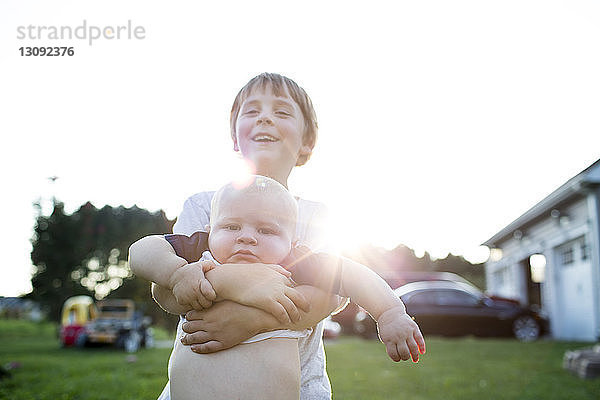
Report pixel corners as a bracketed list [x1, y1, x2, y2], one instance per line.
[581, 242, 590, 261]
[435, 290, 480, 306]
[404, 292, 435, 305]
[561, 246, 574, 266]
[493, 266, 510, 289]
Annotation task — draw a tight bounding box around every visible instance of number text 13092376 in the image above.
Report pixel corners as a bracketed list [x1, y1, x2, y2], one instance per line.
[19, 47, 75, 56]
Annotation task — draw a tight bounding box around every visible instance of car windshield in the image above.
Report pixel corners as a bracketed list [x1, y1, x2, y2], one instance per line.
[435, 290, 480, 306]
[405, 289, 481, 306]
[100, 306, 129, 313]
[404, 292, 436, 305]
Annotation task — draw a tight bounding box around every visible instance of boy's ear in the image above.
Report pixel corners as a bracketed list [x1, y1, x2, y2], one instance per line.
[298, 144, 312, 157]
[232, 133, 240, 152]
[299, 134, 315, 157]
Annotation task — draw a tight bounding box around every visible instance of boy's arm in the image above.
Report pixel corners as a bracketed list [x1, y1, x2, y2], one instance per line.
[288, 285, 343, 330]
[129, 235, 215, 312]
[181, 285, 342, 353]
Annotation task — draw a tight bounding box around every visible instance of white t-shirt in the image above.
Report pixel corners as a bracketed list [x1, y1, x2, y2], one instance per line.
[157, 191, 333, 400]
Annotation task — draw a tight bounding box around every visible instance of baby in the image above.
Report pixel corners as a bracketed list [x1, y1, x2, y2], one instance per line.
[169, 176, 307, 400]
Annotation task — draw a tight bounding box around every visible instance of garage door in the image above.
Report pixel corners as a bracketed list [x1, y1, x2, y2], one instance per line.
[555, 237, 595, 341]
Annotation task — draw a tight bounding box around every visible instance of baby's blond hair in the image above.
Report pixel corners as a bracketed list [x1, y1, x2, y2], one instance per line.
[210, 175, 298, 234]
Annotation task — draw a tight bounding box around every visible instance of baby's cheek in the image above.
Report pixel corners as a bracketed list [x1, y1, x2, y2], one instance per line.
[262, 240, 291, 264]
[276, 241, 294, 263]
[208, 235, 230, 263]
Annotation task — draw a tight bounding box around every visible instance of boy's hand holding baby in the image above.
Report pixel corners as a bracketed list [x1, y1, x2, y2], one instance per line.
[181, 301, 271, 353]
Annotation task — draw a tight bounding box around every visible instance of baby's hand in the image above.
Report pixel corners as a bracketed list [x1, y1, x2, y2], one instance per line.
[376, 306, 426, 363]
[214, 263, 309, 324]
[169, 260, 217, 310]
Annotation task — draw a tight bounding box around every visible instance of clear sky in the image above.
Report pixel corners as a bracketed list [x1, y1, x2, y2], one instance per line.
[1, 0, 599, 297]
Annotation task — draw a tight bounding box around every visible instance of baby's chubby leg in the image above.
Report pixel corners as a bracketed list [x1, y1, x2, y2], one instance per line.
[170, 337, 300, 400]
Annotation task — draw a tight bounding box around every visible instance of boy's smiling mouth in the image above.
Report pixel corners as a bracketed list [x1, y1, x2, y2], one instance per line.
[252, 133, 279, 143]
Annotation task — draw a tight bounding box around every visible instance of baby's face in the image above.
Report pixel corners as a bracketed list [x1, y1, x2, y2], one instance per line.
[208, 192, 295, 265]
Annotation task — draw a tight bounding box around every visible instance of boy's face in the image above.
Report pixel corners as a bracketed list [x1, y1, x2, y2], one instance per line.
[233, 85, 312, 178]
[208, 191, 295, 265]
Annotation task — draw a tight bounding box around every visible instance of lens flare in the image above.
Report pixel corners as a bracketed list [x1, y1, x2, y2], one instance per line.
[231, 158, 257, 190]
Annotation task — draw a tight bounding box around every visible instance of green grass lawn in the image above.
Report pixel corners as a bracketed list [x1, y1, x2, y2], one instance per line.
[325, 337, 600, 400]
[1, 319, 599, 399]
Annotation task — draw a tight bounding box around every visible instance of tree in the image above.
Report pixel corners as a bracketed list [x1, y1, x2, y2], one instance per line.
[29, 200, 175, 324]
[431, 253, 486, 290]
[343, 243, 486, 289]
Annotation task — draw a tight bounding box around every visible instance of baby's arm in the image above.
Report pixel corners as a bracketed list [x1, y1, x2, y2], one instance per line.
[151, 282, 184, 314]
[288, 250, 425, 362]
[128, 235, 215, 314]
[338, 257, 425, 362]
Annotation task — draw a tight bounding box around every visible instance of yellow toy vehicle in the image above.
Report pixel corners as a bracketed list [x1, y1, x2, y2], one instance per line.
[59, 296, 97, 346]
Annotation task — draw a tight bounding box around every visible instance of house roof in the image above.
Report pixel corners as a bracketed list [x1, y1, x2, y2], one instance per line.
[483, 158, 600, 247]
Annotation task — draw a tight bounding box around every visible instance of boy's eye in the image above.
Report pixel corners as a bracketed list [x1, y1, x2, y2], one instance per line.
[224, 224, 240, 231]
[275, 110, 291, 117]
[258, 228, 277, 235]
[244, 109, 259, 115]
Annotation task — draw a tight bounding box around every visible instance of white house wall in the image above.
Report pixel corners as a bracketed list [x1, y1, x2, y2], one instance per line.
[485, 197, 599, 340]
[586, 189, 600, 342]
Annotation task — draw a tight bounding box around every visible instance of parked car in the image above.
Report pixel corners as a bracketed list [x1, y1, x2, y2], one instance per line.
[354, 280, 549, 341]
[332, 271, 475, 335]
[76, 299, 153, 352]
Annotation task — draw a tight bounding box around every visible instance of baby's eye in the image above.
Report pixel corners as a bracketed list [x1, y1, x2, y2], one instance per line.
[243, 109, 259, 115]
[275, 110, 291, 117]
[258, 227, 277, 235]
[224, 224, 240, 231]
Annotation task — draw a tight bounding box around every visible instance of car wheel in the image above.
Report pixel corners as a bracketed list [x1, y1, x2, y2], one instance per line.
[124, 331, 141, 353]
[75, 332, 88, 348]
[513, 315, 540, 342]
[142, 329, 154, 348]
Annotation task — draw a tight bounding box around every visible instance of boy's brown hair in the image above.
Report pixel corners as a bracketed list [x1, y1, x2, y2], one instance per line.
[230, 73, 318, 166]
